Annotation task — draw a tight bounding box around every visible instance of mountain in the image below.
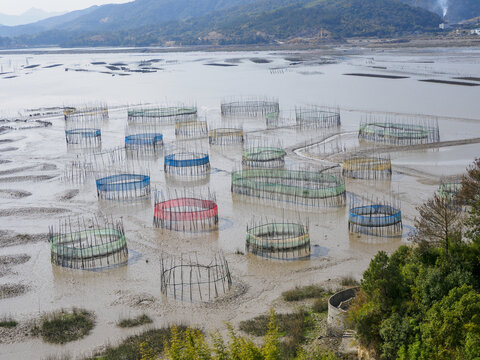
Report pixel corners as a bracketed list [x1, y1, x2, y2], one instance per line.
[0, 8, 65, 26]
[2, 0, 442, 48]
[0, 6, 99, 37]
[399, 0, 480, 22]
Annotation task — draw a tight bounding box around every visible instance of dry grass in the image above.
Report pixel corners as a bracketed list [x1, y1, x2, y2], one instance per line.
[117, 314, 153, 328]
[282, 285, 325, 302]
[32, 308, 95, 344]
[340, 276, 359, 287]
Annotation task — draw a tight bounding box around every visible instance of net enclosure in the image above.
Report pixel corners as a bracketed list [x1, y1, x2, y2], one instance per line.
[232, 168, 346, 207]
[295, 106, 341, 128]
[175, 120, 208, 138]
[438, 177, 463, 209]
[208, 128, 244, 145]
[127, 106, 197, 125]
[242, 147, 286, 169]
[64, 104, 109, 122]
[96, 173, 151, 201]
[164, 152, 211, 177]
[359, 118, 440, 145]
[154, 190, 218, 231]
[348, 204, 402, 236]
[246, 221, 311, 259]
[221, 97, 279, 117]
[160, 253, 232, 302]
[65, 128, 102, 148]
[342, 154, 392, 180]
[125, 133, 163, 150]
[48, 218, 128, 270]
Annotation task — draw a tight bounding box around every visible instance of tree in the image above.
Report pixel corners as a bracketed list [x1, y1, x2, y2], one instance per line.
[412, 192, 463, 253]
[262, 309, 281, 360]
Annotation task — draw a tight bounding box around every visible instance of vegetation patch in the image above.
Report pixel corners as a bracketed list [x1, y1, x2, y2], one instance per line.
[88, 326, 188, 360]
[32, 308, 94, 344]
[0, 283, 28, 299]
[282, 285, 325, 301]
[239, 310, 311, 359]
[312, 297, 329, 313]
[117, 314, 153, 328]
[339, 275, 359, 287]
[0, 319, 17, 328]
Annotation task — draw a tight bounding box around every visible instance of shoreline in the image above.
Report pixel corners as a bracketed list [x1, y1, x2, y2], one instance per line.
[1, 36, 480, 55]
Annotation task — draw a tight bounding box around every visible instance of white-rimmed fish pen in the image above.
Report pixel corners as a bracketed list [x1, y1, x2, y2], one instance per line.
[221, 97, 279, 117]
[295, 105, 341, 128]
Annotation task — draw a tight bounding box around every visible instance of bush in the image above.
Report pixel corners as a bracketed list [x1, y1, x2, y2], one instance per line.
[117, 314, 153, 328]
[33, 308, 94, 344]
[340, 276, 359, 287]
[0, 319, 17, 328]
[89, 326, 188, 360]
[282, 285, 325, 302]
[312, 298, 329, 313]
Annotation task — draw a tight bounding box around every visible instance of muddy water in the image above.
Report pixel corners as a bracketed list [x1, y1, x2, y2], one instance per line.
[0, 47, 479, 359]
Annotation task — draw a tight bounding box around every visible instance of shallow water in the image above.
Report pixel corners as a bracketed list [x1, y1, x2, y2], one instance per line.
[0, 46, 479, 359]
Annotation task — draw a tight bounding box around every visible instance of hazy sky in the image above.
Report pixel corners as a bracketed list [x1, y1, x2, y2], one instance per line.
[0, 0, 132, 15]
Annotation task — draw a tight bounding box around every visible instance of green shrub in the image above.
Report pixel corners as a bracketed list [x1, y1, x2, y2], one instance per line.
[33, 308, 94, 344]
[117, 314, 153, 328]
[282, 285, 325, 302]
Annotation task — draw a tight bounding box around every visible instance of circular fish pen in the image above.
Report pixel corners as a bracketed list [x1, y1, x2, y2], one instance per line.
[127, 106, 197, 125]
[65, 128, 101, 148]
[295, 106, 341, 128]
[348, 204, 402, 236]
[96, 173, 151, 201]
[154, 192, 219, 232]
[48, 219, 128, 270]
[64, 104, 109, 122]
[242, 147, 286, 169]
[359, 118, 440, 145]
[231, 168, 346, 207]
[208, 128, 244, 145]
[221, 97, 279, 117]
[438, 179, 463, 209]
[164, 152, 210, 177]
[125, 133, 163, 151]
[342, 155, 392, 180]
[175, 120, 208, 138]
[160, 253, 232, 302]
[246, 221, 311, 259]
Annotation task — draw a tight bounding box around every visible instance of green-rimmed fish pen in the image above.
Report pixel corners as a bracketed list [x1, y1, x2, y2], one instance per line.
[48, 218, 128, 269]
[359, 118, 440, 145]
[242, 146, 286, 169]
[246, 220, 310, 259]
[231, 168, 346, 207]
[127, 106, 197, 125]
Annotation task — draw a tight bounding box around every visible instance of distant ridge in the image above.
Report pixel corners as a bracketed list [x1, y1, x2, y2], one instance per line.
[0, 0, 444, 48]
[0, 8, 64, 26]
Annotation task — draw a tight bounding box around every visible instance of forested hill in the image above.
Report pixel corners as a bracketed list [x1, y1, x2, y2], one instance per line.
[1, 0, 442, 48]
[399, 0, 480, 22]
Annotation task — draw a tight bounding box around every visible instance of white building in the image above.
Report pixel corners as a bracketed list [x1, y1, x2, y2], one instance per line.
[471, 29, 480, 35]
